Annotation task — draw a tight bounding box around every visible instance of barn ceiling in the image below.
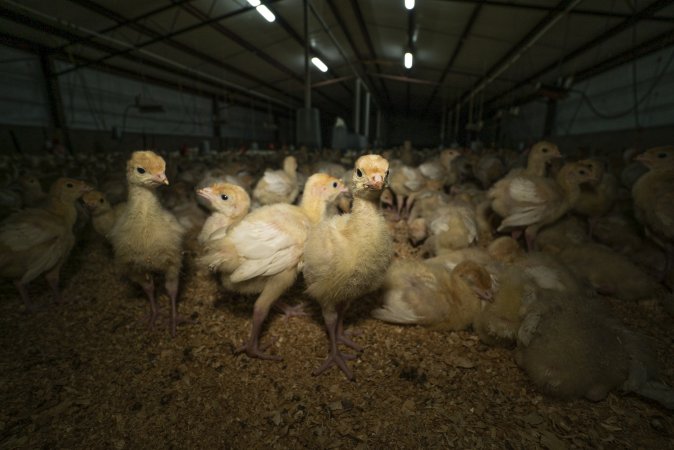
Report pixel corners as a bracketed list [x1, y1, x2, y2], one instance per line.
[1, 0, 673, 123]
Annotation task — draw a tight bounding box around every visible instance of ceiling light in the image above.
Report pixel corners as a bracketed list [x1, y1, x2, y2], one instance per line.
[247, 1, 275, 22]
[405, 0, 415, 10]
[255, 4, 275, 22]
[311, 57, 328, 73]
[404, 52, 413, 69]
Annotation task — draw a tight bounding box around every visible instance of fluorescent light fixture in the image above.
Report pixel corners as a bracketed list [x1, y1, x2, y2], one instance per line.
[256, 4, 275, 22]
[405, 0, 415, 10]
[247, 0, 275, 22]
[311, 57, 328, 72]
[404, 52, 413, 69]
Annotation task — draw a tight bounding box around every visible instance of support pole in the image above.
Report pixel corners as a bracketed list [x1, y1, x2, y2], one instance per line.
[375, 108, 382, 148]
[440, 102, 447, 147]
[354, 78, 361, 134]
[303, 0, 311, 111]
[363, 91, 371, 141]
[39, 50, 72, 154]
[543, 98, 557, 137]
[212, 96, 221, 150]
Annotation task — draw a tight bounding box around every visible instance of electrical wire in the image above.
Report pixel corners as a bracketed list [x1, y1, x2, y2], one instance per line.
[570, 47, 674, 120]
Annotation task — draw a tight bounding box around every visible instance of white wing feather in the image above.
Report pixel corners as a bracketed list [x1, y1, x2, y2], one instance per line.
[0, 210, 73, 283]
[402, 166, 426, 191]
[261, 170, 292, 195]
[228, 218, 302, 282]
[418, 162, 444, 180]
[497, 206, 545, 230]
[0, 210, 63, 251]
[508, 178, 544, 203]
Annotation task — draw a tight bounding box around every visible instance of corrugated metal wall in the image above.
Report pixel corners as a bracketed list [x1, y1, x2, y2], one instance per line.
[0, 45, 290, 153]
[499, 45, 674, 150]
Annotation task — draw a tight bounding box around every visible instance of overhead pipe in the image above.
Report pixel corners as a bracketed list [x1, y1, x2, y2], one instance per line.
[458, 0, 583, 108]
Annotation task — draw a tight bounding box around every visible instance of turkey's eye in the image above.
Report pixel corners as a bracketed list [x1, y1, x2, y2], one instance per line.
[579, 169, 587, 176]
[99, 199, 104, 204]
[658, 152, 668, 159]
[137, 167, 146, 174]
[541, 148, 548, 153]
[221, 194, 228, 201]
[356, 168, 363, 177]
[332, 182, 338, 188]
[66, 183, 73, 188]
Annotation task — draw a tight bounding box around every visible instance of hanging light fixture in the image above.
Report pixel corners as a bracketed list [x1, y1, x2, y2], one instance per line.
[311, 57, 328, 73]
[246, 0, 276, 22]
[404, 0, 415, 10]
[404, 51, 413, 69]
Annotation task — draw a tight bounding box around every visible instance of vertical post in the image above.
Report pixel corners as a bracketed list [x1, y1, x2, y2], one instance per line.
[363, 91, 371, 141]
[303, 0, 311, 111]
[39, 50, 72, 154]
[212, 96, 221, 150]
[544, 98, 557, 137]
[354, 78, 361, 135]
[376, 108, 382, 148]
[453, 103, 460, 145]
[440, 102, 447, 147]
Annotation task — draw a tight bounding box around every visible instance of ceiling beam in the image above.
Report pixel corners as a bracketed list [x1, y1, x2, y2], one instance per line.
[323, 1, 385, 107]
[0, 31, 295, 118]
[487, 28, 674, 116]
[349, 0, 391, 105]
[438, 0, 674, 23]
[575, 28, 674, 83]
[452, 0, 581, 111]
[0, 5, 300, 108]
[52, 0, 192, 53]
[424, 0, 484, 113]
[265, 4, 353, 100]
[485, 0, 674, 109]
[54, 0, 307, 108]
[175, 1, 348, 112]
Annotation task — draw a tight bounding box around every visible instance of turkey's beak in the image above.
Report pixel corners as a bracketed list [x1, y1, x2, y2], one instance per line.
[634, 153, 648, 164]
[197, 188, 211, 199]
[366, 174, 385, 190]
[475, 288, 493, 302]
[156, 173, 169, 185]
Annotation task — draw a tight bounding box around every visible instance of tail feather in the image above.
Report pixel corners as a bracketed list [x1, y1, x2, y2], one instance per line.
[372, 290, 420, 324]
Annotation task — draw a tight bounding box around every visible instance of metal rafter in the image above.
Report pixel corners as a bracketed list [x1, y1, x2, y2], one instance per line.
[0, 31, 294, 118]
[439, 0, 674, 23]
[0, 5, 304, 109]
[485, 0, 674, 109]
[575, 27, 674, 83]
[348, 0, 391, 104]
[324, 1, 385, 107]
[424, 0, 484, 113]
[176, 1, 348, 111]
[60, 0, 292, 103]
[53, 0, 192, 53]
[488, 28, 674, 115]
[452, 0, 581, 110]
[265, 4, 353, 98]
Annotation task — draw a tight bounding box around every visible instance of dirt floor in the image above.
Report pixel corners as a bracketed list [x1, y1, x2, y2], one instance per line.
[1, 222, 673, 450]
